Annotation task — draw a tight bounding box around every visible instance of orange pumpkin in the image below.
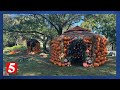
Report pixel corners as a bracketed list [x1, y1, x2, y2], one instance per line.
[101, 61, 105, 65]
[53, 62, 57, 65]
[99, 62, 102, 66]
[57, 38, 62, 42]
[98, 37, 100, 41]
[93, 63, 99, 67]
[9, 51, 16, 55]
[50, 40, 55, 44]
[97, 56, 101, 59]
[64, 53, 67, 57]
[58, 62, 62, 66]
[67, 36, 70, 40]
[95, 59, 100, 63]
[61, 64, 65, 67]
[95, 50, 98, 53]
[63, 36, 70, 41]
[56, 47, 61, 50]
[83, 62, 89, 68]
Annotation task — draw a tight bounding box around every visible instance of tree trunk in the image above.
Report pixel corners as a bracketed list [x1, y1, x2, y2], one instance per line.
[43, 41, 47, 51]
[112, 43, 113, 50]
[111, 43, 115, 50]
[57, 27, 63, 35]
[42, 36, 49, 52]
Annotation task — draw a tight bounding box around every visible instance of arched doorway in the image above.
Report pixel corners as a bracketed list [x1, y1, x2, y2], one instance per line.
[67, 39, 87, 66]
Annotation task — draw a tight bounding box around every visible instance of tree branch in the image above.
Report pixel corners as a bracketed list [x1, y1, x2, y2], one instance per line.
[3, 29, 52, 39]
[39, 15, 59, 32]
[62, 15, 82, 27]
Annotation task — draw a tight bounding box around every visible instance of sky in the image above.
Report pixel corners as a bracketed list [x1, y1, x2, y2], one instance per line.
[73, 20, 84, 26]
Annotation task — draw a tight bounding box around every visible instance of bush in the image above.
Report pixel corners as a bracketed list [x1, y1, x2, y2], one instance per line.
[4, 45, 27, 52]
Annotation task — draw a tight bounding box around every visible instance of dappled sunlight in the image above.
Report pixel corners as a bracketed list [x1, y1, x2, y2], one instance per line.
[109, 71, 116, 75]
[23, 72, 42, 76]
[39, 53, 49, 58]
[3, 44, 116, 76]
[3, 14, 116, 76]
[97, 69, 116, 75]
[107, 63, 116, 67]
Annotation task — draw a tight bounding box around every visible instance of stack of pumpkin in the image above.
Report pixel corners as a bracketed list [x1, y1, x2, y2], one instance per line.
[50, 34, 108, 67]
[83, 34, 108, 67]
[50, 35, 71, 67]
[92, 35, 108, 67]
[83, 36, 92, 57]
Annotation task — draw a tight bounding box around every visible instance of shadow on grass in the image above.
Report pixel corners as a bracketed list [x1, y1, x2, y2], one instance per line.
[3, 50, 116, 76]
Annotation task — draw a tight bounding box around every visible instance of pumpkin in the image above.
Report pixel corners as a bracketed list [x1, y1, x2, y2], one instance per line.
[105, 51, 108, 54]
[64, 53, 67, 57]
[9, 51, 16, 55]
[61, 64, 65, 67]
[67, 36, 71, 40]
[95, 50, 98, 53]
[67, 42, 70, 45]
[56, 47, 61, 50]
[86, 49, 89, 53]
[50, 40, 55, 44]
[105, 60, 109, 63]
[57, 38, 62, 42]
[93, 63, 99, 67]
[99, 62, 102, 66]
[53, 62, 57, 65]
[64, 42, 68, 45]
[58, 62, 62, 66]
[97, 46, 100, 48]
[83, 62, 89, 68]
[98, 37, 100, 41]
[63, 36, 70, 41]
[101, 61, 105, 65]
[97, 56, 101, 59]
[64, 63, 68, 66]
[95, 59, 100, 63]
[104, 57, 106, 60]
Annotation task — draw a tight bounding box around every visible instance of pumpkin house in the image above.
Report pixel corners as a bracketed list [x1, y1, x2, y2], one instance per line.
[50, 26, 108, 67]
[27, 39, 41, 54]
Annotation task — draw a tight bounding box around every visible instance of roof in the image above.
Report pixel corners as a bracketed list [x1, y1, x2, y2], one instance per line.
[64, 26, 90, 33]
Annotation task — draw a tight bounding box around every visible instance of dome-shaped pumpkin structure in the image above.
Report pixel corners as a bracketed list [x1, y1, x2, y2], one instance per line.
[50, 26, 108, 67]
[27, 39, 41, 54]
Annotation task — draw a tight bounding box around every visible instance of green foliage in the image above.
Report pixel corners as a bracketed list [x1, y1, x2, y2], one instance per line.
[3, 14, 116, 50]
[80, 14, 116, 49]
[3, 14, 83, 51]
[4, 45, 26, 51]
[3, 33, 16, 47]
[39, 14, 83, 35]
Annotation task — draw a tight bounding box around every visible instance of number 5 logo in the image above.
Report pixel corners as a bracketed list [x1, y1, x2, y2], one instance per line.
[6, 62, 18, 74]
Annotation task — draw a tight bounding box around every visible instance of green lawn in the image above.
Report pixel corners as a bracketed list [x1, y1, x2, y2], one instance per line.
[3, 46, 116, 76]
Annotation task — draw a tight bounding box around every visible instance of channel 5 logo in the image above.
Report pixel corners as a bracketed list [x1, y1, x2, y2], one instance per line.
[6, 62, 18, 74]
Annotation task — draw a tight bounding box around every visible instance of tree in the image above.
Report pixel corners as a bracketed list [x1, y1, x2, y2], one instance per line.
[3, 14, 84, 51]
[3, 14, 57, 51]
[38, 14, 83, 35]
[80, 14, 116, 50]
[3, 14, 19, 47]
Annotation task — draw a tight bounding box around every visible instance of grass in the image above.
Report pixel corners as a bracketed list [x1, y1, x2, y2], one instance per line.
[4, 45, 26, 53]
[3, 46, 116, 76]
